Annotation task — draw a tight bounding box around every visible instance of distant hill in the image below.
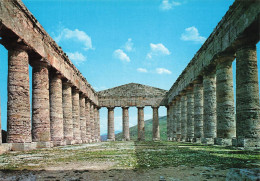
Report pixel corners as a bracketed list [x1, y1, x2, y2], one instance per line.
[115, 116, 167, 141]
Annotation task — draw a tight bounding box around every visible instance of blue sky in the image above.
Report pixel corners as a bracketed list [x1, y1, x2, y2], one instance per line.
[0, 0, 259, 136]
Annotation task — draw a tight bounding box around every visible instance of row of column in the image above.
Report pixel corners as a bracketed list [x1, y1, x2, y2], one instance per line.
[106, 106, 160, 141]
[1, 46, 100, 147]
[167, 44, 260, 147]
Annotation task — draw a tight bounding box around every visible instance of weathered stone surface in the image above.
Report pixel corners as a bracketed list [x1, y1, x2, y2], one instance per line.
[215, 56, 235, 146]
[32, 63, 50, 143]
[138, 107, 145, 141]
[172, 103, 177, 140]
[85, 100, 91, 143]
[50, 73, 64, 144]
[94, 106, 98, 142]
[89, 103, 94, 142]
[186, 87, 194, 142]
[203, 71, 216, 144]
[0, 143, 12, 154]
[176, 98, 181, 141]
[62, 82, 73, 143]
[7, 48, 31, 143]
[97, 107, 101, 142]
[166, 106, 171, 140]
[152, 107, 160, 141]
[107, 107, 115, 141]
[180, 94, 187, 141]
[11, 142, 37, 151]
[72, 88, 81, 143]
[80, 95, 87, 143]
[193, 79, 203, 142]
[226, 168, 260, 181]
[98, 83, 167, 107]
[236, 44, 260, 147]
[122, 107, 130, 141]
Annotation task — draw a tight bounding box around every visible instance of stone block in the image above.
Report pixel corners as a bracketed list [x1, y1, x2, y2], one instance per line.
[66, 140, 76, 145]
[52, 140, 66, 147]
[193, 138, 202, 143]
[107, 139, 115, 141]
[233, 138, 260, 148]
[0, 143, 12, 154]
[11, 142, 37, 151]
[36, 141, 53, 148]
[214, 138, 232, 146]
[202, 138, 214, 145]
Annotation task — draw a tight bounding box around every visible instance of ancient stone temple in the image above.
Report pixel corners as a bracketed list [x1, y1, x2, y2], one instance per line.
[0, 0, 259, 154]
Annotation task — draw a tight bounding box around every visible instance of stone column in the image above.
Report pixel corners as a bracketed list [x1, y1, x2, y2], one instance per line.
[235, 44, 260, 147]
[186, 86, 194, 142]
[215, 56, 235, 146]
[166, 105, 171, 141]
[122, 107, 130, 141]
[85, 100, 91, 143]
[80, 94, 87, 143]
[152, 106, 160, 141]
[107, 107, 115, 141]
[193, 78, 204, 143]
[94, 106, 98, 142]
[176, 97, 181, 141]
[180, 93, 187, 142]
[32, 62, 51, 148]
[7, 48, 32, 145]
[137, 107, 145, 141]
[172, 102, 177, 141]
[50, 72, 65, 146]
[62, 82, 73, 145]
[97, 107, 101, 142]
[72, 88, 81, 144]
[202, 70, 217, 144]
[89, 103, 94, 142]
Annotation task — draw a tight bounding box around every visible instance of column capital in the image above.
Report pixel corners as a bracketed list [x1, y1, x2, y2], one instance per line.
[137, 106, 144, 109]
[122, 106, 129, 110]
[107, 107, 115, 111]
[151, 106, 159, 109]
[62, 79, 73, 87]
[31, 58, 50, 68]
[193, 76, 203, 84]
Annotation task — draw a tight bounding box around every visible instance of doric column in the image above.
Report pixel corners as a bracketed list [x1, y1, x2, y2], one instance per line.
[80, 94, 87, 143]
[122, 107, 130, 141]
[202, 69, 217, 144]
[137, 107, 145, 141]
[89, 103, 94, 142]
[7, 48, 31, 143]
[97, 107, 101, 142]
[235, 44, 260, 147]
[172, 102, 177, 141]
[72, 88, 81, 144]
[166, 105, 171, 141]
[180, 93, 187, 141]
[215, 56, 235, 146]
[107, 107, 115, 141]
[94, 106, 98, 142]
[186, 86, 194, 142]
[152, 106, 160, 141]
[193, 78, 204, 143]
[85, 100, 91, 143]
[50, 72, 64, 146]
[176, 97, 181, 141]
[31, 62, 51, 147]
[62, 81, 73, 144]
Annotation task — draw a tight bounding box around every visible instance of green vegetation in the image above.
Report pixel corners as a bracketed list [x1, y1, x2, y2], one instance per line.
[115, 116, 168, 141]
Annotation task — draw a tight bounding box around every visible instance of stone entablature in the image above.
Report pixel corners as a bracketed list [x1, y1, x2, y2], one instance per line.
[165, 0, 260, 104]
[0, 0, 98, 105]
[98, 83, 167, 107]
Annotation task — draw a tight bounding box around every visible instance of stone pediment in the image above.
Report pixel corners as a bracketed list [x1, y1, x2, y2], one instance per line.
[98, 83, 167, 98]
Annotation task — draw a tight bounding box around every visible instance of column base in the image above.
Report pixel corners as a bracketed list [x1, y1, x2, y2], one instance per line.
[36, 141, 53, 148]
[122, 138, 130, 141]
[53, 140, 66, 147]
[202, 138, 214, 145]
[107, 139, 115, 141]
[232, 138, 260, 148]
[214, 138, 233, 146]
[87, 140, 92, 144]
[0, 143, 12, 154]
[11, 142, 37, 151]
[81, 140, 88, 144]
[192, 138, 202, 143]
[66, 140, 76, 145]
[74, 140, 83, 144]
[153, 138, 160, 141]
[186, 137, 193, 142]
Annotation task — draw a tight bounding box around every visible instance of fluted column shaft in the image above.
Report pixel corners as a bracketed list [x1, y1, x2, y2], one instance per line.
[186, 87, 194, 142]
[193, 79, 203, 142]
[7, 48, 31, 143]
[80, 95, 87, 143]
[176, 98, 181, 141]
[90, 103, 95, 142]
[236, 44, 260, 147]
[166, 106, 171, 140]
[32, 63, 50, 143]
[72, 88, 81, 143]
[203, 70, 217, 144]
[62, 82, 73, 143]
[152, 106, 160, 141]
[107, 107, 115, 141]
[94, 106, 98, 142]
[172, 103, 177, 140]
[122, 107, 130, 141]
[50, 73, 64, 145]
[215, 57, 235, 145]
[85, 100, 91, 143]
[97, 108, 101, 142]
[138, 107, 145, 141]
[181, 94, 187, 141]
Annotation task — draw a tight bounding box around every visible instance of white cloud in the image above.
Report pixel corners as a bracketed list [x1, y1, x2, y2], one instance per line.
[137, 68, 148, 73]
[124, 38, 134, 52]
[114, 49, 130, 62]
[156, 68, 172, 74]
[147, 43, 170, 59]
[67, 52, 86, 65]
[181, 26, 206, 44]
[160, 0, 181, 11]
[54, 28, 93, 50]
